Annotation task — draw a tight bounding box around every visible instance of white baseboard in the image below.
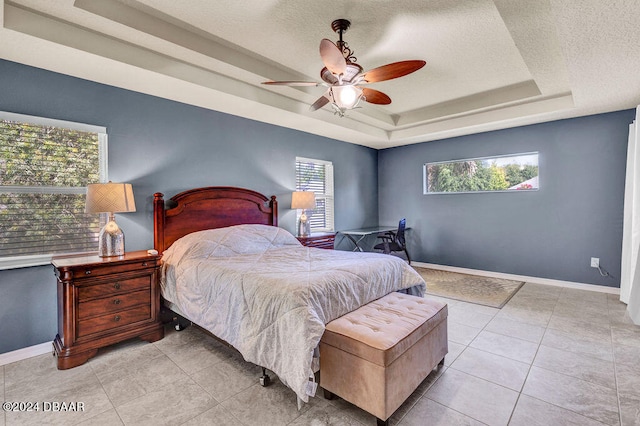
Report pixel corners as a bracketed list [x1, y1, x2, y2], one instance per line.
[413, 262, 621, 295]
[0, 342, 52, 366]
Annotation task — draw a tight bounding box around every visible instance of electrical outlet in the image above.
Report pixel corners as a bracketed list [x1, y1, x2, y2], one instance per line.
[591, 257, 600, 268]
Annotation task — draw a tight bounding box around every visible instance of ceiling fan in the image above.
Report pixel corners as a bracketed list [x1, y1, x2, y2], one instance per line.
[262, 19, 426, 117]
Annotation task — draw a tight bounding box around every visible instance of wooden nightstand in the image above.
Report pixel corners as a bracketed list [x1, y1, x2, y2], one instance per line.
[52, 250, 164, 369]
[296, 232, 336, 249]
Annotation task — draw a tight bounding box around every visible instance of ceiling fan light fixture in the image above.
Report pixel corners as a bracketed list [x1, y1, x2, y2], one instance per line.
[330, 85, 364, 113]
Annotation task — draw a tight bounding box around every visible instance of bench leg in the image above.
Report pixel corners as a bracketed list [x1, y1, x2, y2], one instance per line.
[377, 418, 389, 426]
[438, 356, 445, 367]
[323, 388, 335, 400]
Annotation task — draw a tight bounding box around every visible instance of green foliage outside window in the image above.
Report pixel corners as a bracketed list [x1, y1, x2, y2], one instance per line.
[425, 153, 539, 194]
[0, 119, 102, 258]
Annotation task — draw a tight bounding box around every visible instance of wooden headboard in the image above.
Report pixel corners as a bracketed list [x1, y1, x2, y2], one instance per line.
[153, 186, 278, 254]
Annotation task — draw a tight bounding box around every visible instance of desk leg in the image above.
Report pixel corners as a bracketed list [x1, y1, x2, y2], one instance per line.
[343, 234, 364, 252]
[354, 235, 368, 252]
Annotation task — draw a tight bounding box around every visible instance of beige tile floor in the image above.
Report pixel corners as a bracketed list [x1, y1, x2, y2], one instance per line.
[1, 283, 639, 425]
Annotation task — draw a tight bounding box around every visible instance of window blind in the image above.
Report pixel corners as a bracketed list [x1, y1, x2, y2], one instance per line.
[295, 157, 334, 232]
[0, 113, 106, 267]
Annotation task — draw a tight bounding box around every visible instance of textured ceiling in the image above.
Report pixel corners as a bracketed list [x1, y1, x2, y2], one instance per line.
[1, 0, 639, 149]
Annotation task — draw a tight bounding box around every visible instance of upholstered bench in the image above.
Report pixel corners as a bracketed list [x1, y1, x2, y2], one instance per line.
[319, 292, 448, 426]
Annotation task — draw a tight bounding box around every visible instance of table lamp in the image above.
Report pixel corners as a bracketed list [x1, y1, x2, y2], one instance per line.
[85, 182, 136, 257]
[291, 191, 316, 237]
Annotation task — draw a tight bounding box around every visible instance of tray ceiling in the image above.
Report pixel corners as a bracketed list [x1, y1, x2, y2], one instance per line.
[1, 0, 639, 148]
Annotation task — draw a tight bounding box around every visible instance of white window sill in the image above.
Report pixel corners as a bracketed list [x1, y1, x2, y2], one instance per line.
[0, 252, 94, 271]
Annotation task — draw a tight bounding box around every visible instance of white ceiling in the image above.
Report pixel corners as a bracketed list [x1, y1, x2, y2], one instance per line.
[1, 0, 639, 149]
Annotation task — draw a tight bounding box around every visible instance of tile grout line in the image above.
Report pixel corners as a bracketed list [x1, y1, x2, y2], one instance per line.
[610, 324, 623, 426]
[516, 287, 620, 426]
[157, 332, 282, 426]
[448, 287, 521, 425]
[504, 283, 561, 425]
[517, 393, 615, 426]
[89, 363, 127, 426]
[420, 393, 491, 426]
[95, 336, 221, 426]
[159, 342, 220, 426]
[433, 287, 528, 425]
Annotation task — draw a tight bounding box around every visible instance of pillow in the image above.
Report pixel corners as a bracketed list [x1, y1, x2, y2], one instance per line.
[162, 224, 300, 264]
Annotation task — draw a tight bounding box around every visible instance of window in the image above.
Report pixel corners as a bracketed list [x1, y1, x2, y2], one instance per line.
[295, 157, 334, 232]
[424, 152, 539, 194]
[0, 111, 107, 269]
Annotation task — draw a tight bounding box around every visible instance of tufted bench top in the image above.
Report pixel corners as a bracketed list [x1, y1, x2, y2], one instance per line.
[322, 292, 448, 367]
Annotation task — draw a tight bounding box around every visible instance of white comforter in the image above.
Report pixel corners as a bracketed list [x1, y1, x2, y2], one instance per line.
[161, 224, 425, 402]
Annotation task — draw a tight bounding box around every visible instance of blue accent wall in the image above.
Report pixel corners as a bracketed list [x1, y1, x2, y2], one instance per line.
[378, 110, 634, 287]
[0, 59, 378, 354]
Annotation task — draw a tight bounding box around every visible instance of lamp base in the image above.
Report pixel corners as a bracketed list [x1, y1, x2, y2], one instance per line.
[298, 217, 311, 238]
[98, 219, 125, 257]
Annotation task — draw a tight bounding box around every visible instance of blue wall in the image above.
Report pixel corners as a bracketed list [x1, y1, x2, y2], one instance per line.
[0, 59, 378, 354]
[379, 110, 635, 287]
[0, 57, 635, 355]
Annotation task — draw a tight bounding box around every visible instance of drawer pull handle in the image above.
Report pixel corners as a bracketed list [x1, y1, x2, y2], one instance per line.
[113, 282, 121, 290]
[114, 315, 121, 322]
[112, 299, 121, 305]
[85, 270, 92, 275]
[142, 262, 148, 267]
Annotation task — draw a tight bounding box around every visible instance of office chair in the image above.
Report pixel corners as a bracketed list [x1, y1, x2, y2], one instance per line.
[374, 218, 411, 264]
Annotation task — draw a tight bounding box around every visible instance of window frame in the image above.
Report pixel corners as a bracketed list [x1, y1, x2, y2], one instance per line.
[0, 111, 107, 270]
[295, 156, 334, 233]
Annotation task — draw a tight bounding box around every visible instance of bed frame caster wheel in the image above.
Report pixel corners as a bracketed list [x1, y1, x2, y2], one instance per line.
[259, 368, 271, 387]
[174, 318, 191, 331]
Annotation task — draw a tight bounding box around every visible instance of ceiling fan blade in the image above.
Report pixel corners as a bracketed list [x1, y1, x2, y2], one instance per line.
[310, 93, 330, 111]
[262, 81, 320, 86]
[320, 39, 347, 75]
[362, 60, 426, 83]
[361, 88, 391, 105]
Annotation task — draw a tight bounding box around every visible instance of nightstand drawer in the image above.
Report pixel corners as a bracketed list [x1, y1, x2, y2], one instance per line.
[78, 276, 151, 300]
[78, 289, 151, 320]
[77, 260, 156, 279]
[297, 232, 335, 249]
[307, 238, 334, 249]
[76, 305, 152, 338]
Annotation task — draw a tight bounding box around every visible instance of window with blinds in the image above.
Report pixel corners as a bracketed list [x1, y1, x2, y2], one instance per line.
[0, 112, 107, 269]
[295, 157, 334, 232]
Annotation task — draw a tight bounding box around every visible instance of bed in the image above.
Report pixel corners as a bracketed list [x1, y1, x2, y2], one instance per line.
[153, 186, 426, 403]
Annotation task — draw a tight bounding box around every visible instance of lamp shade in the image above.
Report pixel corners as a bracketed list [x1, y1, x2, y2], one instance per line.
[85, 183, 136, 214]
[291, 191, 316, 210]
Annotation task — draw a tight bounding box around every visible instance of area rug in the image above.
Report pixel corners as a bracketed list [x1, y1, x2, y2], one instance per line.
[414, 267, 524, 308]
